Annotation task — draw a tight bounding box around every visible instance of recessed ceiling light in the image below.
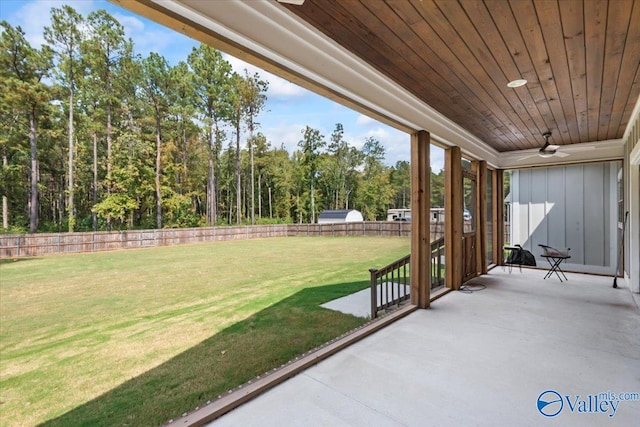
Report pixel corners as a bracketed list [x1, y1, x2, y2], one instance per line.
[507, 79, 528, 88]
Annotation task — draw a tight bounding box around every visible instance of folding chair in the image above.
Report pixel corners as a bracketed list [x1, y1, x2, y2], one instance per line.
[539, 244, 571, 282]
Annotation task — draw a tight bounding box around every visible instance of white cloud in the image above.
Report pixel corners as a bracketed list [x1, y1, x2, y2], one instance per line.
[260, 105, 411, 166]
[224, 54, 308, 99]
[4, 0, 97, 47]
[111, 12, 145, 36]
[134, 29, 183, 55]
[430, 145, 445, 172]
[109, 12, 198, 63]
[267, 77, 309, 98]
[224, 55, 259, 75]
[340, 125, 410, 165]
[355, 114, 376, 127]
[263, 123, 305, 153]
[350, 115, 413, 165]
[385, 143, 411, 165]
[367, 126, 394, 141]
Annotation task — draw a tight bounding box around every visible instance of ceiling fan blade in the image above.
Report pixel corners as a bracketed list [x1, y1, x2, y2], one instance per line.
[554, 151, 570, 157]
[277, 0, 305, 4]
[548, 144, 560, 150]
[562, 144, 596, 152]
[517, 154, 538, 161]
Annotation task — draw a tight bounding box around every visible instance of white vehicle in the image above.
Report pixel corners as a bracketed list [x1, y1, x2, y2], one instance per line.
[387, 208, 411, 222]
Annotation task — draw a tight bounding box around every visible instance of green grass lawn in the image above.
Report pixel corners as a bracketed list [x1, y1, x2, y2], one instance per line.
[0, 236, 409, 426]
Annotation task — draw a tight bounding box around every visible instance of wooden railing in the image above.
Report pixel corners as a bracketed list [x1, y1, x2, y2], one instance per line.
[369, 237, 447, 318]
[430, 237, 445, 289]
[369, 254, 411, 319]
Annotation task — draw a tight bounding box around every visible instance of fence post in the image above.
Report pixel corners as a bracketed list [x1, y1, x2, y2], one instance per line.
[369, 268, 378, 319]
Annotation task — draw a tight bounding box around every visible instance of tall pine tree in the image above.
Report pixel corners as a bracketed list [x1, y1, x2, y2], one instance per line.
[1, 22, 53, 233]
[44, 5, 84, 232]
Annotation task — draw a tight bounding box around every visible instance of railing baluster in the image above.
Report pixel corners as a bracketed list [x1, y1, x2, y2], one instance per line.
[385, 271, 390, 309]
[369, 268, 378, 319]
[428, 237, 445, 290]
[391, 268, 395, 307]
[370, 253, 411, 318]
[403, 262, 407, 298]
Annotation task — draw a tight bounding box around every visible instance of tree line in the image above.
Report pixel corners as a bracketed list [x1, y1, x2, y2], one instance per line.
[1, 6, 416, 234]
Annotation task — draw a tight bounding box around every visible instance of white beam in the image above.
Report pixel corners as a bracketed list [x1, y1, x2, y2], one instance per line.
[498, 139, 625, 169]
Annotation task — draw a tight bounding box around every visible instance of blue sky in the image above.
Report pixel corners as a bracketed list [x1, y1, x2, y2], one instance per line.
[0, 0, 442, 168]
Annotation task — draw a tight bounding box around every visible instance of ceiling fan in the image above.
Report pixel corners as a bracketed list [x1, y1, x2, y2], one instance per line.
[517, 131, 596, 162]
[537, 131, 564, 158]
[277, 0, 305, 4]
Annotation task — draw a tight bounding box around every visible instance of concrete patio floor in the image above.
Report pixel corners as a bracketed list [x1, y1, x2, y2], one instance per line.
[208, 268, 639, 426]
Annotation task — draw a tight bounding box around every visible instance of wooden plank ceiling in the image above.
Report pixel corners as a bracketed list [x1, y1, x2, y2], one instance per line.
[282, 0, 640, 153]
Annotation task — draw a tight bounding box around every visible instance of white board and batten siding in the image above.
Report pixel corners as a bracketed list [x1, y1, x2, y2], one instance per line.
[509, 161, 620, 275]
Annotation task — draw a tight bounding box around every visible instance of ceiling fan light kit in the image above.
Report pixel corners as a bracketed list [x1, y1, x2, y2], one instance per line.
[538, 131, 556, 156]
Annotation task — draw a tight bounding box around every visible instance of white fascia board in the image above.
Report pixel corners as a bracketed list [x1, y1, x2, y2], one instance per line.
[156, 0, 500, 166]
[499, 139, 625, 169]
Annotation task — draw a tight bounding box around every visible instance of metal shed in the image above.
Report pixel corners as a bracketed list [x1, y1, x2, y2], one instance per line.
[317, 210, 364, 224]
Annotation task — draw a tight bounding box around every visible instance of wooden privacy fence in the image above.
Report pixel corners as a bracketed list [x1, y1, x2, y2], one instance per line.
[0, 222, 411, 258]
